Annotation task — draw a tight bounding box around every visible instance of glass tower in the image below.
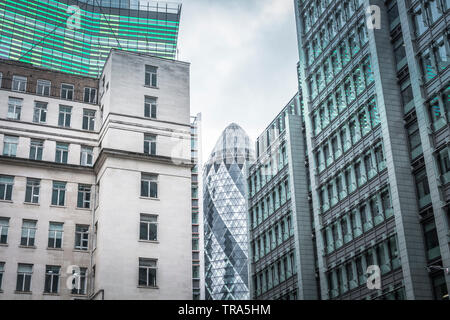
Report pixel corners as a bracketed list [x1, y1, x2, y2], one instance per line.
[203, 123, 255, 300]
[294, 0, 450, 300]
[0, 0, 181, 77]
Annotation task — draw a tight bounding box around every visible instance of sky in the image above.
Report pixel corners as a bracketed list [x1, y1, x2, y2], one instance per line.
[176, 0, 300, 162]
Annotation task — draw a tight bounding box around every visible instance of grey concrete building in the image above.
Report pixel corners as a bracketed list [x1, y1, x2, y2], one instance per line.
[0, 49, 193, 299]
[247, 93, 319, 300]
[294, 0, 449, 299]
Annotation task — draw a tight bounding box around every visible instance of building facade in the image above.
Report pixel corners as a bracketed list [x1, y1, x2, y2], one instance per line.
[247, 93, 319, 300]
[0, 0, 181, 77]
[294, 0, 449, 299]
[0, 49, 193, 299]
[203, 123, 255, 300]
[191, 113, 204, 300]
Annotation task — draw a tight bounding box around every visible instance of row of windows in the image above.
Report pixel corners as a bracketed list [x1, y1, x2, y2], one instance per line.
[0, 73, 97, 104]
[420, 34, 450, 82]
[0, 256, 160, 294]
[313, 97, 381, 170]
[249, 144, 288, 196]
[252, 251, 297, 297]
[0, 212, 160, 250]
[250, 178, 291, 229]
[317, 141, 386, 214]
[0, 176, 92, 209]
[0, 218, 89, 251]
[326, 235, 401, 298]
[2, 135, 94, 166]
[413, 0, 450, 37]
[306, 16, 368, 80]
[302, 0, 363, 39]
[6, 97, 96, 131]
[256, 104, 299, 155]
[0, 263, 88, 295]
[309, 52, 373, 105]
[322, 186, 393, 255]
[251, 213, 293, 262]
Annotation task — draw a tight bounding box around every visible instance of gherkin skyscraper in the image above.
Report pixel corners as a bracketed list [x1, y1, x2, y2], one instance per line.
[203, 123, 255, 300]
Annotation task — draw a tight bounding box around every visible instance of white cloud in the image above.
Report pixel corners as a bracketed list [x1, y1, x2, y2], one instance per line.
[177, 0, 299, 162]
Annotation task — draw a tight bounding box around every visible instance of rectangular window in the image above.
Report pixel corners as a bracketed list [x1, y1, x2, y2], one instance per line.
[144, 134, 156, 155]
[25, 178, 40, 204]
[71, 267, 87, 295]
[144, 96, 157, 118]
[0, 175, 14, 201]
[44, 265, 60, 293]
[58, 106, 72, 127]
[145, 65, 158, 87]
[3, 135, 18, 157]
[414, 6, 427, 36]
[7, 97, 22, 120]
[0, 218, 9, 244]
[139, 258, 157, 287]
[140, 214, 158, 241]
[12, 75, 27, 92]
[36, 80, 51, 96]
[415, 168, 431, 208]
[29, 139, 44, 161]
[77, 185, 91, 209]
[33, 101, 47, 123]
[51, 181, 66, 206]
[141, 173, 158, 198]
[424, 220, 441, 260]
[61, 84, 74, 100]
[421, 49, 437, 81]
[400, 78, 414, 114]
[20, 220, 36, 247]
[84, 87, 97, 103]
[75, 225, 89, 250]
[80, 146, 93, 166]
[82, 109, 96, 131]
[16, 264, 32, 292]
[434, 36, 449, 71]
[55, 143, 69, 164]
[48, 222, 63, 248]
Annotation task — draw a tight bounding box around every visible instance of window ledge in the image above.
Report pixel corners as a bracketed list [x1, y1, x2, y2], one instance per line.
[0, 243, 8, 247]
[43, 292, 60, 296]
[0, 200, 13, 203]
[73, 249, 89, 253]
[139, 197, 160, 201]
[143, 85, 159, 90]
[19, 245, 36, 249]
[47, 247, 63, 251]
[75, 207, 91, 211]
[139, 240, 159, 244]
[50, 205, 67, 209]
[24, 202, 40, 206]
[15, 291, 32, 295]
[71, 293, 87, 297]
[137, 286, 159, 290]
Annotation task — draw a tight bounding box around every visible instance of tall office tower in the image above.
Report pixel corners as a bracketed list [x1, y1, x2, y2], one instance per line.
[203, 123, 255, 300]
[294, 0, 449, 300]
[0, 49, 192, 299]
[0, 0, 181, 77]
[247, 93, 318, 300]
[191, 113, 205, 300]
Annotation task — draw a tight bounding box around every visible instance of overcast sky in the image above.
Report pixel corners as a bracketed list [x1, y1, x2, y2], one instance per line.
[176, 0, 300, 162]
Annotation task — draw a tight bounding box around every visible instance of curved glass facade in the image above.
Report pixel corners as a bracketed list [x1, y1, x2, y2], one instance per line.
[0, 0, 180, 77]
[203, 123, 255, 300]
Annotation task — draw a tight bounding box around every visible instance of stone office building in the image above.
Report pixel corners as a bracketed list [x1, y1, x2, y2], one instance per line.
[0, 49, 193, 299]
